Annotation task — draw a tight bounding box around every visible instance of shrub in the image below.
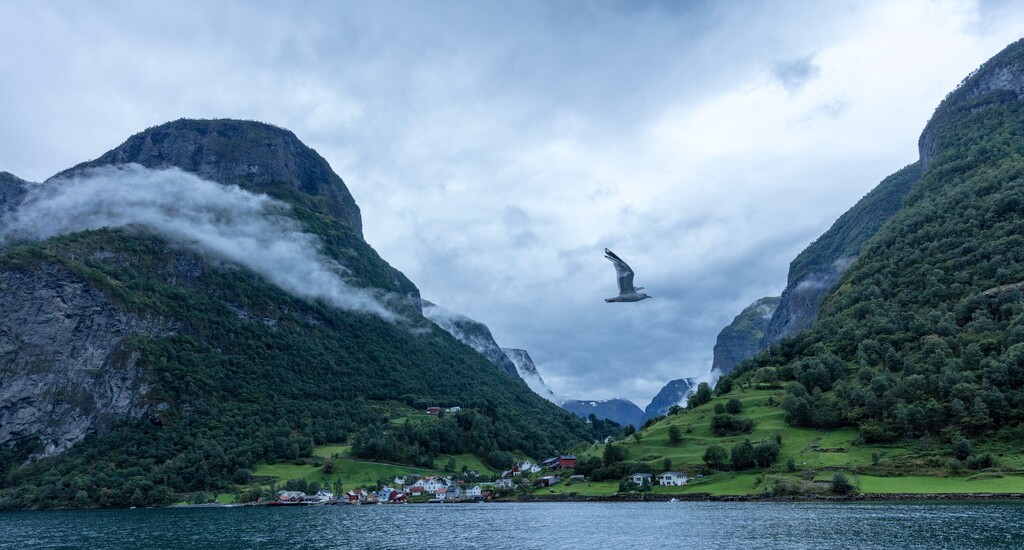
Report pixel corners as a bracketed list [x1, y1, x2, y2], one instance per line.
[831, 473, 855, 495]
[711, 414, 755, 436]
[726, 398, 743, 414]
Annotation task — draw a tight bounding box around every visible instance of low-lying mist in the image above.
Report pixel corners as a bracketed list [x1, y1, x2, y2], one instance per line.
[0, 163, 396, 320]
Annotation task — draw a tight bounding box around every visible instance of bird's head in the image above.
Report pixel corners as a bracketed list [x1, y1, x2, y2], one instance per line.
[640, 293, 652, 300]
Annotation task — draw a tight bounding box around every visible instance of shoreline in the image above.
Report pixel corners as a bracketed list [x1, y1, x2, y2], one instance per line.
[513, 492, 1024, 503]
[7, 493, 1024, 512]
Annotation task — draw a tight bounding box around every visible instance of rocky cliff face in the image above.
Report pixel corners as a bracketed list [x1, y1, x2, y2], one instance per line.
[711, 296, 779, 377]
[0, 172, 29, 212]
[762, 162, 921, 346]
[0, 261, 166, 457]
[421, 302, 521, 379]
[920, 40, 1024, 170]
[501, 348, 558, 403]
[55, 119, 363, 236]
[641, 378, 697, 424]
[561, 398, 643, 428]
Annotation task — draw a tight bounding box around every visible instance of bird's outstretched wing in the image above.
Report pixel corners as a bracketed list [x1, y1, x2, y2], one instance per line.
[604, 248, 636, 294]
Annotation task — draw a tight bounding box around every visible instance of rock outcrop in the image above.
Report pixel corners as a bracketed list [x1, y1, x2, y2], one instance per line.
[422, 301, 521, 379]
[641, 378, 698, 424]
[0, 262, 166, 457]
[762, 162, 921, 346]
[0, 172, 29, 213]
[920, 39, 1024, 170]
[711, 296, 779, 377]
[54, 119, 363, 236]
[502, 348, 559, 403]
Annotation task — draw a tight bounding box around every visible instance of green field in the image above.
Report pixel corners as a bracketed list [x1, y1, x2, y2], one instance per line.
[253, 454, 440, 490]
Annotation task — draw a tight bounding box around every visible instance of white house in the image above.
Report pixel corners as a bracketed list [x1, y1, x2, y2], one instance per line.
[521, 460, 542, 474]
[412, 476, 448, 494]
[312, 489, 335, 502]
[657, 472, 688, 486]
[465, 485, 482, 499]
[630, 473, 653, 486]
[447, 406, 462, 412]
[495, 478, 516, 491]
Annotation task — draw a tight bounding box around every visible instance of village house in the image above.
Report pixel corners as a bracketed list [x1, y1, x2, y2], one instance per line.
[311, 489, 335, 503]
[538, 475, 561, 487]
[556, 455, 576, 469]
[494, 478, 516, 491]
[345, 489, 368, 504]
[520, 460, 542, 474]
[447, 406, 461, 412]
[411, 476, 448, 494]
[657, 472, 689, 486]
[465, 485, 482, 499]
[275, 490, 306, 502]
[426, 406, 441, 414]
[440, 485, 463, 501]
[630, 473, 653, 486]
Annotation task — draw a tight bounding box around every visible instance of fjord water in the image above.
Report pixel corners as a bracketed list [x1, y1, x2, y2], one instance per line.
[3, 502, 1024, 549]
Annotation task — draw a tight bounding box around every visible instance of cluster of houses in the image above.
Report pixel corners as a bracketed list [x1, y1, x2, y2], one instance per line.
[394, 475, 489, 502]
[270, 455, 689, 506]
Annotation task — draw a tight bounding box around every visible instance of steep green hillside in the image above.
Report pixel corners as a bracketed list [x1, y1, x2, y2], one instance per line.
[0, 120, 598, 509]
[724, 39, 1024, 455]
[546, 386, 1024, 498]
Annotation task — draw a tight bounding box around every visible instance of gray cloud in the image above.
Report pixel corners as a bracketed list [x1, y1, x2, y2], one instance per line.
[0, 164, 397, 320]
[2, 1, 1024, 406]
[774, 55, 822, 93]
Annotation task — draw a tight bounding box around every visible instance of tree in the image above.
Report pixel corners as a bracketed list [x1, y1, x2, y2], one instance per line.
[689, 383, 713, 408]
[603, 442, 625, 466]
[668, 425, 682, 445]
[726, 398, 743, 414]
[730, 440, 756, 470]
[703, 445, 729, 470]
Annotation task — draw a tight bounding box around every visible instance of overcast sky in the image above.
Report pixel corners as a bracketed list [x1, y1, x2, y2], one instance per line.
[3, 1, 1024, 407]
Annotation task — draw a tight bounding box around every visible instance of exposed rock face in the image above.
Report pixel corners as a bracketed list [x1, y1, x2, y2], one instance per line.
[711, 296, 779, 377]
[920, 41, 1024, 170]
[502, 348, 559, 403]
[641, 378, 697, 424]
[0, 262, 165, 457]
[763, 261, 849, 345]
[0, 172, 29, 212]
[561, 398, 643, 428]
[421, 301, 521, 379]
[762, 162, 921, 345]
[54, 119, 363, 237]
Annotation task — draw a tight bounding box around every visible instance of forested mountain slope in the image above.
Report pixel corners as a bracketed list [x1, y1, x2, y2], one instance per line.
[0, 119, 597, 509]
[723, 39, 1024, 446]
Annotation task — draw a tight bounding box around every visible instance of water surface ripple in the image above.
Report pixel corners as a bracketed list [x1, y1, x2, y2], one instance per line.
[3, 501, 1024, 549]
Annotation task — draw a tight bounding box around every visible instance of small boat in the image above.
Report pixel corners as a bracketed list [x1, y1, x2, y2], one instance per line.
[669, 498, 679, 503]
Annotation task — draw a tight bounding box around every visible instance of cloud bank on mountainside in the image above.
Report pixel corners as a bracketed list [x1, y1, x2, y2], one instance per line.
[0, 164, 395, 320]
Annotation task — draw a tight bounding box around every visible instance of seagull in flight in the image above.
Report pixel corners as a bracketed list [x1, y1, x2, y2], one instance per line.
[604, 248, 652, 302]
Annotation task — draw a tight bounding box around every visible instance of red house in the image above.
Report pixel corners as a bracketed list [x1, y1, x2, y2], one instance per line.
[557, 455, 576, 469]
[426, 406, 441, 415]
